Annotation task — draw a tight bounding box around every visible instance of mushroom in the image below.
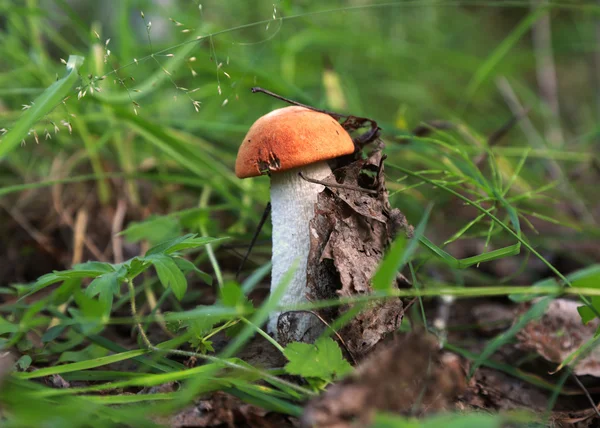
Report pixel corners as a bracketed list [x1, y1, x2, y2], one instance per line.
[236, 106, 355, 342]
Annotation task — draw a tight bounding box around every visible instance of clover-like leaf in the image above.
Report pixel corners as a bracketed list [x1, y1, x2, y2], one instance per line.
[146, 254, 187, 300]
[283, 337, 352, 382]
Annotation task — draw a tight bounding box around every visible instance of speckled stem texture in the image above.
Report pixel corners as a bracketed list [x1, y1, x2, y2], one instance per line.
[268, 161, 331, 342]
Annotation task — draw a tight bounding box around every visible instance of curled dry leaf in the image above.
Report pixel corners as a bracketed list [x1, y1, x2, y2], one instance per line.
[301, 333, 466, 428]
[460, 367, 600, 427]
[297, 150, 411, 357]
[517, 298, 600, 377]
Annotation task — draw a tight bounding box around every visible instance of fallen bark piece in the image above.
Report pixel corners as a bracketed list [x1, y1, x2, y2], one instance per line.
[301, 333, 466, 428]
[459, 367, 599, 427]
[517, 298, 600, 377]
[304, 151, 411, 357]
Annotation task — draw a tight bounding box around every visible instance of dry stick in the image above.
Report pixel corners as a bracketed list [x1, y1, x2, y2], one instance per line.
[0, 200, 57, 256]
[111, 199, 127, 264]
[235, 202, 271, 280]
[531, 0, 564, 148]
[571, 374, 600, 418]
[487, 107, 532, 147]
[251, 87, 347, 120]
[71, 208, 88, 266]
[126, 279, 315, 397]
[298, 172, 378, 195]
[50, 160, 107, 262]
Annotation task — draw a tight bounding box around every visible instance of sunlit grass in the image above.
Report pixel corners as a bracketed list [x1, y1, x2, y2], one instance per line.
[0, 0, 598, 426]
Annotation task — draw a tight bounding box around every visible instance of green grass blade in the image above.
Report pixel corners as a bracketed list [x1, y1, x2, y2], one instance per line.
[14, 349, 150, 379]
[468, 297, 554, 378]
[465, 8, 544, 101]
[0, 55, 84, 159]
[372, 205, 431, 290]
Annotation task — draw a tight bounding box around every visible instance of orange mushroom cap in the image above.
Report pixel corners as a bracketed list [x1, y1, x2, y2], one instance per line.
[235, 106, 355, 178]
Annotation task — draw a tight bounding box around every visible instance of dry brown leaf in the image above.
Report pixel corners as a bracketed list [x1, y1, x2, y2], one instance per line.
[300, 151, 411, 358]
[517, 299, 600, 377]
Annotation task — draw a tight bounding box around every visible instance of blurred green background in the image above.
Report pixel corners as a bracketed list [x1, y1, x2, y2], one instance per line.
[1, 1, 600, 426]
[1, 0, 598, 299]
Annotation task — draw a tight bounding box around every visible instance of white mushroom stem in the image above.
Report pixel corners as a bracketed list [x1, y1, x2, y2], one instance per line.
[268, 160, 331, 342]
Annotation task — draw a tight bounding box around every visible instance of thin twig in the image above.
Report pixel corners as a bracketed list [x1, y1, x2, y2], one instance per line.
[251, 87, 343, 119]
[531, 0, 564, 147]
[496, 77, 595, 224]
[50, 159, 107, 262]
[111, 199, 127, 264]
[487, 107, 531, 146]
[236, 202, 271, 280]
[572, 373, 600, 418]
[0, 200, 57, 256]
[71, 208, 88, 266]
[299, 172, 378, 195]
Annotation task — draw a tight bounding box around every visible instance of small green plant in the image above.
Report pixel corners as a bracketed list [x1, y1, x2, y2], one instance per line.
[1, 1, 599, 426]
[283, 337, 352, 390]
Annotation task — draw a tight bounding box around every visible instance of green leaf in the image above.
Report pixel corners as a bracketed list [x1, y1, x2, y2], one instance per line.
[70, 289, 107, 335]
[122, 257, 149, 279]
[578, 298, 600, 325]
[284, 338, 352, 382]
[187, 317, 221, 338]
[58, 344, 109, 363]
[20, 272, 64, 299]
[173, 257, 213, 285]
[571, 265, 600, 289]
[566, 265, 600, 324]
[166, 236, 229, 254]
[72, 262, 115, 274]
[85, 272, 120, 298]
[15, 355, 32, 371]
[189, 336, 215, 354]
[85, 272, 120, 315]
[372, 234, 408, 290]
[147, 254, 187, 300]
[145, 234, 196, 256]
[0, 317, 19, 335]
[42, 325, 67, 343]
[0, 55, 84, 160]
[121, 216, 182, 245]
[145, 234, 228, 258]
[220, 282, 252, 309]
[186, 316, 227, 353]
[52, 278, 82, 306]
[56, 270, 109, 280]
[372, 205, 431, 290]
